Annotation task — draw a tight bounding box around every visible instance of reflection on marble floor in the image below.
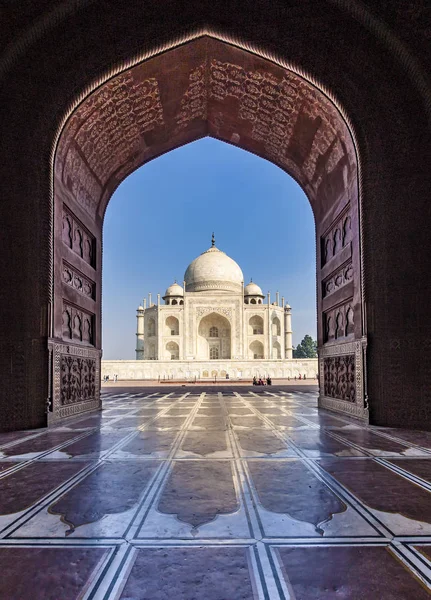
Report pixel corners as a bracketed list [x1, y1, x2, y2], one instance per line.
[1, 385, 431, 599]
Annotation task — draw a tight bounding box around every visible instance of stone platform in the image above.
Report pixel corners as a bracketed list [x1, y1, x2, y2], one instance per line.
[101, 358, 319, 382]
[0, 385, 431, 598]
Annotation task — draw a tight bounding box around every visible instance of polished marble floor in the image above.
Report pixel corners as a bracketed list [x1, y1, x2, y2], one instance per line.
[1, 386, 431, 598]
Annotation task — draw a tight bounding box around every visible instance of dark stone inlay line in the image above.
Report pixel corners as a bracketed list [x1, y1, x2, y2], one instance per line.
[0, 547, 109, 600]
[0, 431, 84, 457]
[276, 545, 431, 600]
[48, 460, 159, 534]
[387, 459, 431, 484]
[0, 461, 91, 514]
[158, 461, 238, 528]
[119, 547, 255, 600]
[300, 414, 349, 427]
[333, 429, 410, 453]
[0, 431, 39, 447]
[181, 431, 227, 455]
[414, 545, 431, 563]
[248, 460, 346, 532]
[0, 462, 20, 475]
[60, 432, 129, 456]
[384, 429, 431, 450]
[104, 417, 150, 429]
[320, 458, 431, 524]
[66, 416, 111, 429]
[286, 430, 365, 456]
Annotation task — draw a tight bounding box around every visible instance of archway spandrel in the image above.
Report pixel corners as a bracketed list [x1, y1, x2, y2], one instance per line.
[56, 36, 356, 220]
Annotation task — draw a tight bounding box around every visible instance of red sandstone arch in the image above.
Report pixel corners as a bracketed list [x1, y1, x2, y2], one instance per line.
[51, 36, 366, 422]
[2, 1, 429, 431]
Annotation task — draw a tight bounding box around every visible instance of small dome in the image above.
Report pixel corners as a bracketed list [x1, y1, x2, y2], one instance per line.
[244, 281, 264, 297]
[285, 303, 291, 309]
[137, 305, 144, 311]
[163, 282, 184, 298]
[184, 244, 243, 293]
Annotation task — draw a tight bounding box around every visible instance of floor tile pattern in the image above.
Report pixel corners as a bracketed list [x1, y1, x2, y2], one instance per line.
[0, 385, 431, 598]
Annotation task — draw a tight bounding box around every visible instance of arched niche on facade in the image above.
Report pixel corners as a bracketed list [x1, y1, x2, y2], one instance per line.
[147, 343, 156, 360]
[272, 341, 281, 359]
[166, 341, 179, 360]
[272, 317, 281, 337]
[250, 340, 264, 360]
[147, 318, 156, 338]
[165, 316, 179, 336]
[197, 312, 231, 360]
[249, 315, 264, 336]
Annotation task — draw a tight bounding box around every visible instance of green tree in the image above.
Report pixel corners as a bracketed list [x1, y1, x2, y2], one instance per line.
[293, 334, 317, 358]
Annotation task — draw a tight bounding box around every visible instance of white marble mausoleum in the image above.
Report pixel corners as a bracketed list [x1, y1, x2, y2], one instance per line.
[102, 236, 318, 381]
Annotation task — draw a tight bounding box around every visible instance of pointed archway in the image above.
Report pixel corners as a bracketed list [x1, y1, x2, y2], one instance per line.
[1, 2, 430, 430]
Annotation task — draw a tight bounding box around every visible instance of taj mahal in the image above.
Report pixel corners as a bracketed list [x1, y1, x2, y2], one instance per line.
[102, 236, 318, 381]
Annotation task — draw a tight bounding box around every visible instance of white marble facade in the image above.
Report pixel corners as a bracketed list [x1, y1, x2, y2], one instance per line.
[117, 237, 317, 380]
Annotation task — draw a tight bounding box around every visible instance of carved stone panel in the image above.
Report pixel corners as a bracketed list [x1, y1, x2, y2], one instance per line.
[196, 307, 232, 319]
[62, 302, 95, 345]
[208, 57, 355, 201]
[324, 355, 356, 402]
[318, 339, 367, 422]
[321, 207, 353, 266]
[60, 355, 96, 405]
[324, 301, 354, 343]
[62, 261, 96, 299]
[62, 206, 95, 267]
[322, 261, 353, 298]
[48, 341, 102, 423]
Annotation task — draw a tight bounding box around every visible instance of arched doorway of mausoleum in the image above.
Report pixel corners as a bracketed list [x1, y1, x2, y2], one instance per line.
[197, 313, 231, 360]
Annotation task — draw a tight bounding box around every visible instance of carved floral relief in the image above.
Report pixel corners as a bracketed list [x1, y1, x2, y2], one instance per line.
[324, 354, 356, 402]
[60, 355, 96, 405]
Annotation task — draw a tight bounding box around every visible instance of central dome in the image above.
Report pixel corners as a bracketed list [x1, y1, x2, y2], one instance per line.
[184, 243, 244, 293]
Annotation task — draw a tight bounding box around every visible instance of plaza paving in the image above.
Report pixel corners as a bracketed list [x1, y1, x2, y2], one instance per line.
[0, 385, 431, 598]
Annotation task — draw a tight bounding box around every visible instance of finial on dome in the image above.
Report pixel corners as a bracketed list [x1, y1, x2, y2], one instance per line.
[211, 232, 215, 247]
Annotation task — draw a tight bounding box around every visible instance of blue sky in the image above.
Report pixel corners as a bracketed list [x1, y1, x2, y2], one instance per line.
[102, 137, 316, 359]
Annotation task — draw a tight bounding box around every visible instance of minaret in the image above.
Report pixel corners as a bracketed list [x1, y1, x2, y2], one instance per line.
[136, 304, 145, 359]
[284, 303, 293, 359]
